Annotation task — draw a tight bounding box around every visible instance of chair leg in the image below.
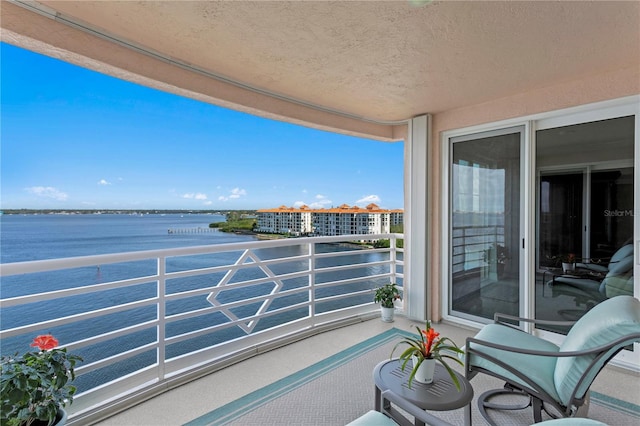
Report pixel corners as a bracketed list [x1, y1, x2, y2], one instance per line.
[574, 391, 591, 418]
[479, 384, 568, 425]
[478, 385, 532, 426]
[532, 397, 543, 423]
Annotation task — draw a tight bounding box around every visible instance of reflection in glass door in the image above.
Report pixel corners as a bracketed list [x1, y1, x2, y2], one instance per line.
[590, 168, 634, 257]
[539, 172, 583, 268]
[450, 128, 522, 320]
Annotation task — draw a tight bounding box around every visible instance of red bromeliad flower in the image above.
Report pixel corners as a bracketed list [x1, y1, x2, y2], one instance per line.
[30, 334, 59, 351]
[422, 327, 440, 357]
[392, 320, 465, 390]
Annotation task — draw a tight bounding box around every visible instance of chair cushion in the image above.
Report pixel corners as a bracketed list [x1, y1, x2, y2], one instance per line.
[609, 244, 633, 263]
[346, 410, 398, 426]
[552, 276, 600, 289]
[468, 323, 561, 401]
[535, 418, 608, 426]
[556, 296, 640, 406]
[604, 275, 633, 298]
[577, 244, 633, 273]
[575, 262, 608, 273]
[606, 255, 633, 275]
[551, 277, 606, 303]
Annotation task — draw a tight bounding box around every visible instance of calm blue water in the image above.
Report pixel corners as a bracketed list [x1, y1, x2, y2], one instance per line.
[0, 214, 388, 391]
[0, 213, 247, 263]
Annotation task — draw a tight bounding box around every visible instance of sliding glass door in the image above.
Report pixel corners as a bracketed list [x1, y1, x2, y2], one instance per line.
[535, 116, 635, 329]
[449, 127, 523, 321]
[446, 111, 635, 331]
[444, 103, 637, 367]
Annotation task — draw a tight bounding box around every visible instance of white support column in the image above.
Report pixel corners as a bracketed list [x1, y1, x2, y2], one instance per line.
[404, 115, 430, 321]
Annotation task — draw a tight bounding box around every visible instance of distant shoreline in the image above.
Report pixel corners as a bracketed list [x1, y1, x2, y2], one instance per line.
[1, 209, 256, 216]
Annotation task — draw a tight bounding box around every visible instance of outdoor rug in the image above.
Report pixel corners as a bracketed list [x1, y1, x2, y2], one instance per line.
[184, 328, 640, 426]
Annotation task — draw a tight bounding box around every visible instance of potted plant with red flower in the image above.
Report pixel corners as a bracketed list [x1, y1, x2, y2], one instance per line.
[1, 334, 82, 426]
[547, 253, 578, 273]
[392, 321, 464, 389]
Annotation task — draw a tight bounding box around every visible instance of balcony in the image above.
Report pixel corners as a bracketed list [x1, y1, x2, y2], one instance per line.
[93, 317, 638, 425]
[4, 233, 637, 425]
[1, 233, 404, 424]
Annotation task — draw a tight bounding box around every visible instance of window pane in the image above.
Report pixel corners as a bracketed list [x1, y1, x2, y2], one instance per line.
[451, 131, 521, 320]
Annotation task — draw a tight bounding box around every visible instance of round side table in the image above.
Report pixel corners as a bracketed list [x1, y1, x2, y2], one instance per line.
[373, 359, 474, 425]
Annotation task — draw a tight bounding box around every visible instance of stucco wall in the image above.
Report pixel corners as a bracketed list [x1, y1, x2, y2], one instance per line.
[428, 65, 640, 319]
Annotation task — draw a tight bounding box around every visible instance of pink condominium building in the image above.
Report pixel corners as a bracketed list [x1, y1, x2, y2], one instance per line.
[256, 203, 403, 238]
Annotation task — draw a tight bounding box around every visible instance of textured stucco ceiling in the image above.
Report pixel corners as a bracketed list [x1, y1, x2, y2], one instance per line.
[3, 0, 639, 131]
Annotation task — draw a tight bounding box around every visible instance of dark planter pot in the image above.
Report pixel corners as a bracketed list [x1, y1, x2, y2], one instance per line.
[32, 408, 67, 426]
[55, 408, 68, 426]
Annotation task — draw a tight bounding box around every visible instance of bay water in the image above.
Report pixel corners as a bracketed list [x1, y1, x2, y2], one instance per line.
[0, 213, 242, 263]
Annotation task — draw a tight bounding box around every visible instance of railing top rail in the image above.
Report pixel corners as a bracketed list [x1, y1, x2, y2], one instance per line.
[0, 233, 402, 277]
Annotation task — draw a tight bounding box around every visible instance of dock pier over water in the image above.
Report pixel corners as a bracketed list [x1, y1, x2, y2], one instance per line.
[167, 227, 217, 234]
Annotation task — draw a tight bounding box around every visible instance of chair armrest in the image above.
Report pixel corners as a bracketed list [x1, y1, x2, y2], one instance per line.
[466, 333, 639, 358]
[381, 389, 454, 426]
[494, 312, 576, 329]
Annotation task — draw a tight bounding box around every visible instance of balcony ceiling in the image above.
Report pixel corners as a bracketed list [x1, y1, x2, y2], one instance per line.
[2, 0, 639, 140]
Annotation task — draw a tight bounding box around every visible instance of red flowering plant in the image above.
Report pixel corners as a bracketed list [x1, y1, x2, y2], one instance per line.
[391, 321, 464, 389]
[1, 334, 82, 426]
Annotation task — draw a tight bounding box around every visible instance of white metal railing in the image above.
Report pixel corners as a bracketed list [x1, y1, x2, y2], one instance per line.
[0, 233, 404, 423]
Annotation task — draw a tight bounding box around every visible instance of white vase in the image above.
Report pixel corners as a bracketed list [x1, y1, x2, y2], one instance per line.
[412, 356, 436, 384]
[562, 262, 576, 273]
[380, 306, 395, 322]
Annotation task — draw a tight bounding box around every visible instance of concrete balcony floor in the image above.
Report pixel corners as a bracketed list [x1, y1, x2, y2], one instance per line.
[94, 316, 638, 425]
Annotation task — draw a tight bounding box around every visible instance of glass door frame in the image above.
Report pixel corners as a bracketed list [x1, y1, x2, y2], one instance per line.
[440, 96, 639, 367]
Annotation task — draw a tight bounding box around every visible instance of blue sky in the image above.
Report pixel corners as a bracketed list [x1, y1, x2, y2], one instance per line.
[1, 43, 404, 211]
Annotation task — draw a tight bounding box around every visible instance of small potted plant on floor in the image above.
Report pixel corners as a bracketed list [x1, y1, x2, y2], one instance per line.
[373, 283, 402, 322]
[1, 334, 82, 426]
[391, 321, 464, 389]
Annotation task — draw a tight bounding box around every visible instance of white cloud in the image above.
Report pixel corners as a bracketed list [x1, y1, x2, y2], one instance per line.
[203, 200, 213, 206]
[182, 192, 208, 200]
[25, 186, 68, 201]
[220, 187, 247, 201]
[309, 194, 332, 209]
[356, 194, 381, 205]
[293, 200, 305, 207]
[98, 179, 111, 185]
[229, 188, 246, 198]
